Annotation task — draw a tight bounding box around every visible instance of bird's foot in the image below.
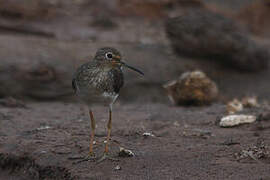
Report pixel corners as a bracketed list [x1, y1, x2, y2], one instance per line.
[73, 152, 96, 164]
[84, 152, 97, 161]
[97, 152, 119, 163]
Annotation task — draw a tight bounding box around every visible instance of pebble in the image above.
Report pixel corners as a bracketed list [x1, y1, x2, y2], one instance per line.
[219, 115, 256, 127]
[119, 147, 135, 157]
[227, 99, 243, 114]
[114, 165, 121, 171]
[242, 96, 260, 108]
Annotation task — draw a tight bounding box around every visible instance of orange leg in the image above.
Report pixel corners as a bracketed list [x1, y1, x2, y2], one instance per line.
[89, 110, 96, 156]
[97, 107, 119, 163]
[104, 109, 112, 153]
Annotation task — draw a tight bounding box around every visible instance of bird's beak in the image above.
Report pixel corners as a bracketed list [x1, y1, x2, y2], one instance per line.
[120, 61, 144, 76]
[112, 55, 144, 76]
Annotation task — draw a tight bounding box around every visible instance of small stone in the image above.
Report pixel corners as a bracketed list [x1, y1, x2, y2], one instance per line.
[257, 112, 270, 121]
[119, 147, 135, 157]
[163, 70, 218, 106]
[114, 165, 121, 171]
[173, 121, 180, 127]
[227, 99, 243, 114]
[242, 96, 260, 108]
[221, 138, 240, 146]
[234, 139, 269, 162]
[0, 97, 26, 108]
[142, 132, 155, 137]
[219, 115, 256, 127]
[77, 118, 83, 122]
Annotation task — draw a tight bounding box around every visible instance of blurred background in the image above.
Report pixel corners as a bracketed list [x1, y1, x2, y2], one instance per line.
[0, 0, 269, 104]
[1, 1, 270, 179]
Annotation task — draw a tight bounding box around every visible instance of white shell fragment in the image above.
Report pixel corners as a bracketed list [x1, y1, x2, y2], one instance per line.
[219, 115, 256, 127]
[36, 125, 51, 131]
[114, 165, 121, 170]
[142, 132, 155, 137]
[119, 147, 135, 157]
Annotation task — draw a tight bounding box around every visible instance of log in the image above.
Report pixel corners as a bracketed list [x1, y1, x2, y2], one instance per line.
[0, 35, 179, 101]
[166, 8, 269, 71]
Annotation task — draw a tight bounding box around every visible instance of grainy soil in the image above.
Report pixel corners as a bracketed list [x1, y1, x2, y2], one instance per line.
[0, 102, 270, 180]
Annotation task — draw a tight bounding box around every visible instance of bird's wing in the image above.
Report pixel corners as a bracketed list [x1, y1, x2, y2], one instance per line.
[72, 61, 98, 94]
[110, 68, 124, 94]
[72, 78, 77, 93]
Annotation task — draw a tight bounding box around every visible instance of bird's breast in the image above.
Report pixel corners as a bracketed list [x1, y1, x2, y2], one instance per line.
[75, 68, 123, 106]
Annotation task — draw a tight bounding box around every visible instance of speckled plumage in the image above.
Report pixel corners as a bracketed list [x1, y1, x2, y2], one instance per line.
[72, 47, 124, 107]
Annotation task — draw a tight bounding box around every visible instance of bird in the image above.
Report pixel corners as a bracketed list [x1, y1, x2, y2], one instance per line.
[72, 47, 144, 162]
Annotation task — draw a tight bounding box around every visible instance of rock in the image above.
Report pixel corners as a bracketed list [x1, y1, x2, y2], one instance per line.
[234, 139, 269, 162]
[227, 99, 243, 114]
[182, 128, 212, 139]
[257, 112, 270, 122]
[242, 96, 260, 108]
[0, 35, 171, 102]
[227, 97, 260, 114]
[163, 70, 218, 106]
[220, 138, 240, 146]
[219, 115, 256, 127]
[0, 97, 26, 108]
[119, 147, 135, 157]
[165, 8, 269, 72]
[0, 112, 12, 121]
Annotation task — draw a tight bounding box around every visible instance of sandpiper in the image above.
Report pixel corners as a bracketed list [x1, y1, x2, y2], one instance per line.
[72, 47, 143, 162]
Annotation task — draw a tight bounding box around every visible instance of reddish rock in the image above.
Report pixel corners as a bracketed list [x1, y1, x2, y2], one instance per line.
[163, 71, 218, 106]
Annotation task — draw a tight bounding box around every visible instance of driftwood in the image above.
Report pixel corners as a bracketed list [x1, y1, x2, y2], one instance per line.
[0, 35, 78, 99]
[0, 35, 171, 101]
[166, 8, 269, 72]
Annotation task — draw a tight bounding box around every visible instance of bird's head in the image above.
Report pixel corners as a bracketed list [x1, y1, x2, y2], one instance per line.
[94, 47, 144, 75]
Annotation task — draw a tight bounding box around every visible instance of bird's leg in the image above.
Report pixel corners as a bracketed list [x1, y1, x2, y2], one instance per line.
[80, 109, 97, 162]
[73, 109, 97, 163]
[88, 110, 96, 157]
[97, 106, 119, 163]
[104, 108, 112, 153]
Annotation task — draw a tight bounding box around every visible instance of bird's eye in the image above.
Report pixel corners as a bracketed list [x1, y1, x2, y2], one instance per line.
[105, 52, 113, 59]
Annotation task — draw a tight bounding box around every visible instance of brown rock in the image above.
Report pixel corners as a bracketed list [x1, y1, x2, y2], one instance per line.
[237, 0, 270, 37]
[163, 70, 218, 106]
[165, 8, 269, 72]
[242, 96, 260, 108]
[226, 99, 243, 114]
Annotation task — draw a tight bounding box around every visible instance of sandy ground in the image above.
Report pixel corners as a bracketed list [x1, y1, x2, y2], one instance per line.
[0, 101, 270, 179]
